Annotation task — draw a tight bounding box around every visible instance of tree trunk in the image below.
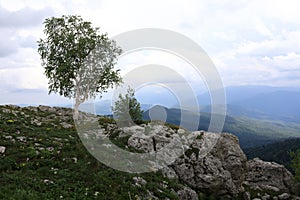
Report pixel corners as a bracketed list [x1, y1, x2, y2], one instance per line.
[73, 99, 80, 120]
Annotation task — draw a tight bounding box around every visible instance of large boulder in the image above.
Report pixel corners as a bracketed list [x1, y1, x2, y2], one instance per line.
[245, 158, 294, 193]
[172, 132, 247, 197]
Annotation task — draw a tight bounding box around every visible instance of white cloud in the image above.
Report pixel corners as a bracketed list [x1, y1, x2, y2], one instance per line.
[0, 0, 300, 105]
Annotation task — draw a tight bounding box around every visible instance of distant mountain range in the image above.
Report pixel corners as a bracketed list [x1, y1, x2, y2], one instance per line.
[180, 85, 300, 123]
[51, 85, 300, 123]
[203, 95, 300, 123]
[143, 105, 300, 149]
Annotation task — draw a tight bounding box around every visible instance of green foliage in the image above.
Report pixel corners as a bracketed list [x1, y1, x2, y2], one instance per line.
[37, 15, 122, 117]
[165, 123, 181, 130]
[112, 87, 143, 124]
[98, 116, 115, 127]
[0, 105, 186, 199]
[291, 149, 300, 183]
[244, 138, 300, 172]
[185, 147, 200, 159]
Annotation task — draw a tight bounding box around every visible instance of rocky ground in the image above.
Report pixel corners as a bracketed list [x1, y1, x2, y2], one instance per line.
[108, 123, 299, 199]
[0, 105, 299, 199]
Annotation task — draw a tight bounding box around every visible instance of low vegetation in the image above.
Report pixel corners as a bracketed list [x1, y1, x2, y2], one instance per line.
[0, 105, 184, 199]
[245, 138, 300, 172]
[0, 105, 221, 199]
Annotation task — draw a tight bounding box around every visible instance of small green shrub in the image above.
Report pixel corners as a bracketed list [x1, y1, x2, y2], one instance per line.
[185, 147, 200, 159]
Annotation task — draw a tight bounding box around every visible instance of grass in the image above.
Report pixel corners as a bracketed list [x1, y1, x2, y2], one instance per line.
[0, 105, 189, 199]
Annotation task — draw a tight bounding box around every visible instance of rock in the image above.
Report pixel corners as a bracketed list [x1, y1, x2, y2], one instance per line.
[122, 125, 145, 136]
[8, 104, 20, 109]
[173, 132, 247, 196]
[46, 147, 54, 152]
[27, 106, 38, 112]
[38, 105, 56, 113]
[4, 135, 13, 140]
[146, 190, 159, 200]
[245, 158, 294, 193]
[2, 108, 12, 113]
[128, 132, 154, 152]
[262, 185, 280, 193]
[210, 133, 247, 189]
[107, 123, 296, 198]
[43, 179, 54, 184]
[60, 122, 73, 129]
[16, 136, 26, 142]
[177, 187, 198, 200]
[0, 146, 6, 154]
[72, 157, 78, 163]
[161, 166, 178, 179]
[133, 177, 147, 187]
[262, 193, 271, 200]
[278, 193, 290, 200]
[127, 124, 177, 153]
[38, 105, 51, 112]
[177, 129, 186, 134]
[243, 191, 251, 200]
[31, 118, 42, 126]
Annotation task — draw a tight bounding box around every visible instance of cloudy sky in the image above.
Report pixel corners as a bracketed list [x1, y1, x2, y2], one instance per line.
[0, 0, 300, 106]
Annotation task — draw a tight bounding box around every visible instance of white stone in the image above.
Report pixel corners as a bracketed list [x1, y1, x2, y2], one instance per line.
[0, 146, 6, 154]
[278, 193, 290, 200]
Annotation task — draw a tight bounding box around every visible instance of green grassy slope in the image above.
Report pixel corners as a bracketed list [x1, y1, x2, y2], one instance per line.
[0, 105, 189, 200]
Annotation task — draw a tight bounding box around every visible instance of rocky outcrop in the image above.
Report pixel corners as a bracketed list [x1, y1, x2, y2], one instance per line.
[245, 158, 294, 193]
[122, 124, 297, 199]
[171, 132, 247, 197]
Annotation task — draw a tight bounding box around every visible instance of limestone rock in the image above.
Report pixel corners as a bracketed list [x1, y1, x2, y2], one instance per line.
[127, 124, 181, 153]
[27, 106, 38, 112]
[133, 176, 147, 187]
[0, 146, 6, 154]
[177, 187, 198, 200]
[161, 166, 178, 179]
[60, 122, 73, 129]
[245, 158, 294, 193]
[278, 193, 290, 200]
[38, 105, 57, 113]
[172, 132, 247, 196]
[243, 191, 251, 200]
[123, 124, 296, 198]
[31, 118, 42, 126]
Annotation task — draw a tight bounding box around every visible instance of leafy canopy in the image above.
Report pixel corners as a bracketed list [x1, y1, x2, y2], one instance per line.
[113, 87, 143, 124]
[37, 15, 122, 104]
